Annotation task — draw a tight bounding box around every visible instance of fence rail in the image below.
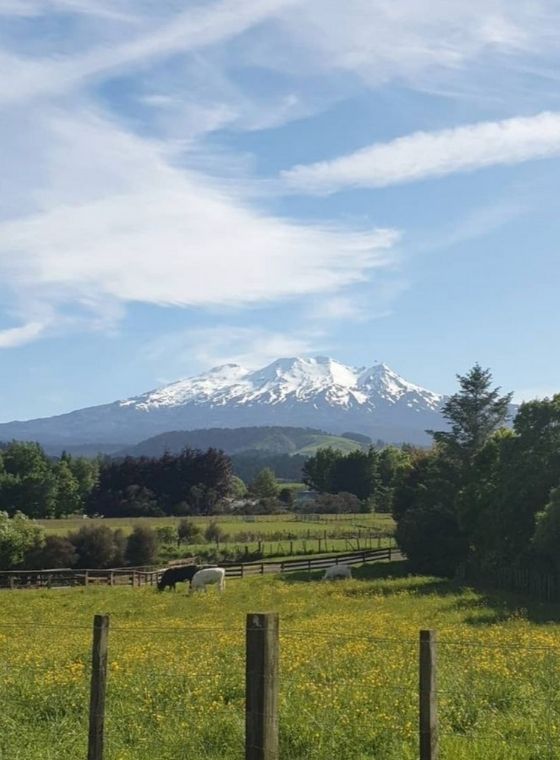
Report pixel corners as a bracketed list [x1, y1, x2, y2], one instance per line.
[222, 546, 397, 578]
[460, 562, 560, 603]
[0, 545, 398, 589]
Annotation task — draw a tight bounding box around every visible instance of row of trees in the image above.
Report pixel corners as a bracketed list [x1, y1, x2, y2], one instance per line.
[91, 448, 234, 516]
[0, 441, 306, 518]
[0, 444, 98, 518]
[302, 444, 412, 511]
[393, 365, 560, 577]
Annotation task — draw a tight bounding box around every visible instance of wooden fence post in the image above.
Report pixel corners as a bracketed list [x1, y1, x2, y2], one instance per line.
[419, 629, 438, 760]
[245, 613, 279, 760]
[88, 614, 110, 760]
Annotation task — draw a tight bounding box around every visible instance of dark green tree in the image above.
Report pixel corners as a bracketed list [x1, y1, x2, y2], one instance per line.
[125, 526, 158, 566]
[330, 449, 379, 503]
[396, 503, 469, 577]
[69, 525, 122, 569]
[375, 446, 412, 512]
[177, 518, 202, 545]
[0, 442, 57, 517]
[532, 486, 560, 571]
[27, 535, 78, 569]
[54, 460, 82, 516]
[302, 448, 339, 492]
[278, 487, 294, 506]
[431, 364, 512, 465]
[250, 468, 279, 498]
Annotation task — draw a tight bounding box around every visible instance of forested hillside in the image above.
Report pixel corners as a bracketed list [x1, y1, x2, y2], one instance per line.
[115, 426, 372, 458]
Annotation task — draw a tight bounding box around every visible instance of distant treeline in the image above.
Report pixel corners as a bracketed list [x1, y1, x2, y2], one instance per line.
[230, 451, 307, 483]
[92, 448, 232, 517]
[0, 443, 234, 519]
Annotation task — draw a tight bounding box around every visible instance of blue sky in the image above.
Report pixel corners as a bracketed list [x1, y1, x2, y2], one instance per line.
[1, 0, 559, 421]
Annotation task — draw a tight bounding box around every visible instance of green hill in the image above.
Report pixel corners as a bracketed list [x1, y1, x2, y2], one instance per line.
[115, 426, 370, 458]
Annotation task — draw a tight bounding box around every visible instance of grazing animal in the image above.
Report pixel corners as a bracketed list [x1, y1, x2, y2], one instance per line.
[157, 565, 199, 591]
[191, 567, 226, 593]
[323, 563, 352, 581]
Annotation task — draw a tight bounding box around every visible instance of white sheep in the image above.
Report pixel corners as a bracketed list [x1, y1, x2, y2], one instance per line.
[323, 563, 352, 581]
[190, 567, 226, 593]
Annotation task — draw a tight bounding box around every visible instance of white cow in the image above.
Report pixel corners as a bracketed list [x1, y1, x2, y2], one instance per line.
[323, 563, 352, 581]
[191, 567, 226, 593]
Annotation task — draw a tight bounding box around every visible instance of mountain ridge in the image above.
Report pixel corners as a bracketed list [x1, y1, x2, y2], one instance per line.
[0, 356, 446, 447]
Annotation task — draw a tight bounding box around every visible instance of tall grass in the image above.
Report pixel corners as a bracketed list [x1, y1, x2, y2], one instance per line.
[2, 564, 559, 759]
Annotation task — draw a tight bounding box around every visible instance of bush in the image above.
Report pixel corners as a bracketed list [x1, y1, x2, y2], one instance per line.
[26, 535, 78, 569]
[0, 511, 44, 570]
[204, 520, 227, 543]
[396, 505, 468, 577]
[156, 526, 178, 546]
[68, 525, 123, 569]
[113, 529, 127, 566]
[177, 518, 202, 545]
[278, 487, 294, 506]
[302, 492, 362, 514]
[125, 526, 159, 566]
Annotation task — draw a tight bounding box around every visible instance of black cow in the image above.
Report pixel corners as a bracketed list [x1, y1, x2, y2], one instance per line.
[157, 564, 199, 591]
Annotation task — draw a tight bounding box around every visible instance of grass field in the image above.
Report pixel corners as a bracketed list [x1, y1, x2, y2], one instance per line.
[35, 513, 396, 562]
[35, 512, 395, 537]
[2, 562, 560, 759]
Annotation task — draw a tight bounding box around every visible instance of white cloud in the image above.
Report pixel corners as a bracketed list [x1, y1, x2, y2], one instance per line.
[0, 0, 135, 18]
[0, 0, 299, 105]
[282, 111, 560, 193]
[251, 0, 560, 87]
[0, 110, 399, 342]
[146, 326, 324, 373]
[0, 321, 45, 348]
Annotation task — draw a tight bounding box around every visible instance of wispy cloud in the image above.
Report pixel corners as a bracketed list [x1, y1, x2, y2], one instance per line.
[0, 110, 399, 344]
[0, 321, 45, 348]
[0, 0, 298, 105]
[146, 326, 325, 374]
[282, 111, 560, 193]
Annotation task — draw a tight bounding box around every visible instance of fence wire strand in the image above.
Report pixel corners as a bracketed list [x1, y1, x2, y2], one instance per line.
[3, 619, 560, 758]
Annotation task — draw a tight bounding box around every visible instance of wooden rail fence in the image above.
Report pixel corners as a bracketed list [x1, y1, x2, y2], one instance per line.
[0, 545, 398, 590]
[222, 546, 396, 578]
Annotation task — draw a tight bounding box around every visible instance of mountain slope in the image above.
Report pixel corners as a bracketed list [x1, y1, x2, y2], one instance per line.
[0, 356, 445, 448]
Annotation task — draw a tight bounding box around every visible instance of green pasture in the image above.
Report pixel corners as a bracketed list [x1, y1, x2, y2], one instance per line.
[35, 512, 396, 562]
[36, 512, 395, 539]
[2, 563, 560, 759]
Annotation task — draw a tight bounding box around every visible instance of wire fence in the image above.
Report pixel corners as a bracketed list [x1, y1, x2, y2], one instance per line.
[1, 616, 560, 759]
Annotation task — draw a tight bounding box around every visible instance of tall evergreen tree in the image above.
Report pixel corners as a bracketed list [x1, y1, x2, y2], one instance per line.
[250, 468, 279, 498]
[431, 364, 513, 464]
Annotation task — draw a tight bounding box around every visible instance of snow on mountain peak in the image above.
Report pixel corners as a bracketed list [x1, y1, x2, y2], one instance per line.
[0, 355, 447, 447]
[122, 356, 443, 413]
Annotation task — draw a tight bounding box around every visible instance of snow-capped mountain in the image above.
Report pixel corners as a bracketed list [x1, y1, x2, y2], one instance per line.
[0, 357, 446, 449]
